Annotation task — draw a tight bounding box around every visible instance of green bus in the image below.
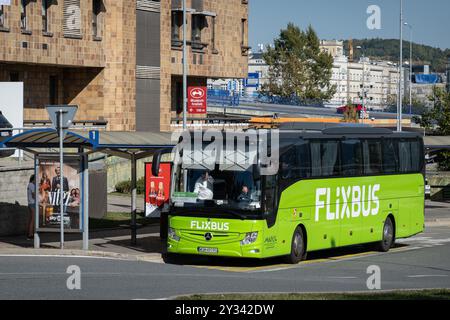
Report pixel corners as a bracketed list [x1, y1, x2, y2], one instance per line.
[156, 125, 425, 263]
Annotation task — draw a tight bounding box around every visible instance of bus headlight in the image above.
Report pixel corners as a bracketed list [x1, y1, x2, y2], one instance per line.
[241, 232, 258, 246]
[168, 228, 180, 242]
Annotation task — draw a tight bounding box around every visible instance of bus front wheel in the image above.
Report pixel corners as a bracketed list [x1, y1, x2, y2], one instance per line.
[377, 217, 395, 252]
[286, 226, 306, 264]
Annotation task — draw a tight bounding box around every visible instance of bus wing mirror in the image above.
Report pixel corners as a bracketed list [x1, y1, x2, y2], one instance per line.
[152, 148, 173, 177]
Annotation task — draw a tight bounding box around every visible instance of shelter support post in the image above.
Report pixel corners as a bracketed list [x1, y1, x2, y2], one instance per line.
[82, 151, 89, 251]
[131, 153, 137, 246]
[34, 156, 40, 249]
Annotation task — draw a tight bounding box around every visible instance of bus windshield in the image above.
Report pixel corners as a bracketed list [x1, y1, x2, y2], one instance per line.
[171, 166, 262, 212]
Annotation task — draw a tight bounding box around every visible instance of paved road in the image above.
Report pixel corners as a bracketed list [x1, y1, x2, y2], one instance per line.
[210, 102, 415, 120]
[1, 225, 449, 300]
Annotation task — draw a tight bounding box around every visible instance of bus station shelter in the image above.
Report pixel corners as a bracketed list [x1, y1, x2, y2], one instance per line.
[0, 129, 175, 250]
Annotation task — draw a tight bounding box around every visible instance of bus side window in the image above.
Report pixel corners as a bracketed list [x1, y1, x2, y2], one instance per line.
[410, 140, 422, 172]
[341, 139, 363, 176]
[280, 140, 311, 179]
[311, 140, 340, 177]
[363, 140, 382, 175]
[382, 139, 399, 174]
[399, 140, 413, 173]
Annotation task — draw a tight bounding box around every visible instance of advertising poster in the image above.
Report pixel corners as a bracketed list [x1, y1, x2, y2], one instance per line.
[37, 156, 82, 230]
[145, 162, 171, 218]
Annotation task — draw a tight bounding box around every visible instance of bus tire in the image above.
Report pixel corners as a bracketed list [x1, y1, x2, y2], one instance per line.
[377, 217, 395, 252]
[286, 226, 306, 264]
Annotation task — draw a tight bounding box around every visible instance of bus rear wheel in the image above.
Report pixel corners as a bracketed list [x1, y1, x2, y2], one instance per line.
[286, 226, 306, 264]
[377, 217, 395, 252]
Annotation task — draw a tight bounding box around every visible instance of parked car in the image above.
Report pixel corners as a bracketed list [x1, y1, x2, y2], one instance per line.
[0, 111, 14, 158]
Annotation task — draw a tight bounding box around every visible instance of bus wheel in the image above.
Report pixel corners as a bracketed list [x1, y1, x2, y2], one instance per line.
[286, 226, 306, 264]
[377, 217, 395, 252]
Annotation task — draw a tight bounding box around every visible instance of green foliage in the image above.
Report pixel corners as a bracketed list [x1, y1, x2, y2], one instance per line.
[415, 87, 450, 171]
[342, 104, 359, 123]
[262, 23, 336, 101]
[436, 152, 450, 171]
[385, 93, 428, 115]
[418, 87, 450, 135]
[344, 39, 450, 72]
[115, 177, 146, 194]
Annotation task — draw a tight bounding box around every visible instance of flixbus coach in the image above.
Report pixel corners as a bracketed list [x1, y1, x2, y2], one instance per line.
[153, 125, 425, 264]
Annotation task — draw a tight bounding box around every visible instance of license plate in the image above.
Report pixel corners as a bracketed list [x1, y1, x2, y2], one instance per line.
[198, 247, 218, 254]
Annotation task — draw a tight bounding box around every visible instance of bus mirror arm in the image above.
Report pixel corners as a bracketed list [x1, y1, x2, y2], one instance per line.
[152, 148, 173, 177]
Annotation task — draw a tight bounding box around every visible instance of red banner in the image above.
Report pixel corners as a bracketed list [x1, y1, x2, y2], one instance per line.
[145, 163, 171, 217]
[188, 86, 207, 114]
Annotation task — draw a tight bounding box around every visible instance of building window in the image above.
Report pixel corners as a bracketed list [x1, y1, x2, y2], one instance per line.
[0, 5, 5, 28]
[191, 14, 204, 43]
[211, 16, 218, 54]
[171, 11, 182, 42]
[241, 18, 249, 55]
[20, 0, 28, 31]
[92, 0, 103, 39]
[49, 76, 58, 105]
[42, 0, 49, 32]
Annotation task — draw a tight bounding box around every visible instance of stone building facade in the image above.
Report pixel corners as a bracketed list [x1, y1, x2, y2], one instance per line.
[0, 0, 248, 131]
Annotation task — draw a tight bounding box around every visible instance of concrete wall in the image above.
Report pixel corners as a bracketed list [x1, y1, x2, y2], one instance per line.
[427, 172, 450, 201]
[0, 203, 29, 237]
[0, 166, 33, 237]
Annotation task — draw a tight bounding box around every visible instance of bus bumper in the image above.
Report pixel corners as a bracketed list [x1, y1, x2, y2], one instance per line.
[167, 238, 265, 259]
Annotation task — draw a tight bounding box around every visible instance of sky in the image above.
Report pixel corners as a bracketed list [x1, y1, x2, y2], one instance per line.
[249, 0, 450, 50]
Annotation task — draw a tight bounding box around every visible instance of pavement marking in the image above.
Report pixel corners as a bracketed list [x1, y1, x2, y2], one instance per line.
[0, 254, 131, 261]
[407, 275, 449, 278]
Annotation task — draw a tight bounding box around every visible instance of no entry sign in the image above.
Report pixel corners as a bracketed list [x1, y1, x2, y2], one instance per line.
[188, 86, 207, 114]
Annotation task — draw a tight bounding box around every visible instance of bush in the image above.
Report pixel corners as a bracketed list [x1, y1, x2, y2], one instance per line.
[115, 177, 146, 194]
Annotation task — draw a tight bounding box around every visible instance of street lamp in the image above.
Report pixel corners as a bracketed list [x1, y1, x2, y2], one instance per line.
[182, 0, 188, 130]
[397, 0, 404, 132]
[404, 22, 413, 115]
[357, 46, 367, 122]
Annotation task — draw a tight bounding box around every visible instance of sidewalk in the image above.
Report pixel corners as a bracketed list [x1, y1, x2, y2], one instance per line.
[0, 200, 449, 260]
[425, 200, 450, 227]
[0, 224, 165, 263]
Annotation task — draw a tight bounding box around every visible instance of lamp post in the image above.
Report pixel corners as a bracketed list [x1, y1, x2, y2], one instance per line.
[357, 46, 367, 123]
[404, 22, 413, 115]
[397, 0, 404, 132]
[182, 0, 188, 130]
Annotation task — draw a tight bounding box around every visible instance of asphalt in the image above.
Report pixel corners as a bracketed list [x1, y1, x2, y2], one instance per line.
[0, 200, 449, 299]
[209, 102, 415, 120]
[0, 226, 449, 299]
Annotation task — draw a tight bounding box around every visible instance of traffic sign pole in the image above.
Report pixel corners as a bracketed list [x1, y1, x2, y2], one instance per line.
[46, 105, 78, 251]
[59, 110, 65, 249]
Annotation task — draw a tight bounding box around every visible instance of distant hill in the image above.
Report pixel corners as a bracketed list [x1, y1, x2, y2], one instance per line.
[343, 39, 450, 73]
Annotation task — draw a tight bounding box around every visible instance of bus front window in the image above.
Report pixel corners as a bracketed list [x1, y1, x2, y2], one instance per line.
[172, 166, 262, 212]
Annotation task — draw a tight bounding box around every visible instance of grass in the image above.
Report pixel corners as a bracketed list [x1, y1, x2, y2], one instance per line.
[176, 289, 450, 300]
[89, 212, 158, 230]
[109, 192, 144, 199]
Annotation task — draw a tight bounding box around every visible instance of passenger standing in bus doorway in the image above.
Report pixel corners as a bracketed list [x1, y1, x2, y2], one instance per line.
[27, 175, 36, 240]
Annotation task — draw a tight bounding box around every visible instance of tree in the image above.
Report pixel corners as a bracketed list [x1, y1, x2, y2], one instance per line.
[418, 87, 450, 135]
[262, 23, 336, 102]
[416, 87, 450, 170]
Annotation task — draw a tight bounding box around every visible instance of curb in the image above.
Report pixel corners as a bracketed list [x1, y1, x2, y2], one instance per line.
[0, 248, 164, 264]
[425, 219, 450, 227]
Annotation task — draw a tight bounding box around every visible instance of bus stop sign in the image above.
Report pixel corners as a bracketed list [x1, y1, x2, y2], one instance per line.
[46, 105, 78, 138]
